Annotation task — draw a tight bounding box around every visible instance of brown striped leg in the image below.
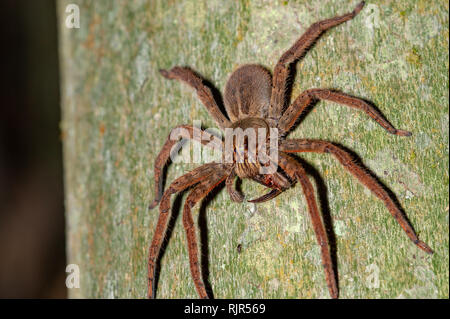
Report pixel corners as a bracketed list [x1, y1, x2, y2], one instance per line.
[182, 169, 231, 298]
[269, 2, 365, 119]
[278, 89, 412, 136]
[160, 67, 231, 129]
[280, 139, 433, 254]
[147, 163, 230, 299]
[149, 125, 223, 210]
[278, 153, 338, 298]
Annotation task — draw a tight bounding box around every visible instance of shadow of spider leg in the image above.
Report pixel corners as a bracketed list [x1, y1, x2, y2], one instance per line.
[280, 139, 433, 254]
[279, 153, 339, 298]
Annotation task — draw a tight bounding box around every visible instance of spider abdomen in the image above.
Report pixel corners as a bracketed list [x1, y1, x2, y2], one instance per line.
[224, 64, 272, 121]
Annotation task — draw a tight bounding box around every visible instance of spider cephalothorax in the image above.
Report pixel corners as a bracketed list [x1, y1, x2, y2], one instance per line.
[147, 1, 432, 299]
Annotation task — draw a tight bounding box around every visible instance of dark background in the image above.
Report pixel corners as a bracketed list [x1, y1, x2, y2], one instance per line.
[0, 0, 66, 298]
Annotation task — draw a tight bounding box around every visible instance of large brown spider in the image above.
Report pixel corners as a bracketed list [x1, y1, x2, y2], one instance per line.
[147, 1, 433, 299]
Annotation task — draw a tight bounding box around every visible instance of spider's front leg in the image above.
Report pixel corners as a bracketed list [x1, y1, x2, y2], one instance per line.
[149, 125, 223, 209]
[278, 152, 338, 298]
[182, 168, 231, 298]
[269, 1, 365, 119]
[148, 163, 229, 299]
[278, 89, 412, 136]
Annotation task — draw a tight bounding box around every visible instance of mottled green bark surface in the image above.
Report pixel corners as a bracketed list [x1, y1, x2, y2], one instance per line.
[59, 0, 448, 298]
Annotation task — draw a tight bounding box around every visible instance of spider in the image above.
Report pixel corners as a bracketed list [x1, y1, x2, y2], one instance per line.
[147, 1, 433, 299]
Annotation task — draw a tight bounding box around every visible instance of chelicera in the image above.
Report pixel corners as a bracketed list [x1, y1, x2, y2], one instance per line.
[147, 1, 432, 299]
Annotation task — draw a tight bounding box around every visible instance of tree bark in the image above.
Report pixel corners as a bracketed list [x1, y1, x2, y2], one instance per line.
[59, 0, 448, 298]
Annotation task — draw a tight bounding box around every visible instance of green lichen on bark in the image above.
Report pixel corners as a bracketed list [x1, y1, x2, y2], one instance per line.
[59, 0, 448, 298]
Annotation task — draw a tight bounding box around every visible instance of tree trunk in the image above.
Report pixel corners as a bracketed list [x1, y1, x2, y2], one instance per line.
[59, 0, 448, 298]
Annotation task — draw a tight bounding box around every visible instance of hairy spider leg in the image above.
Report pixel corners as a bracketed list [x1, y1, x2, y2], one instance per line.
[182, 169, 231, 298]
[269, 2, 365, 119]
[278, 89, 412, 136]
[280, 139, 433, 254]
[148, 163, 230, 298]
